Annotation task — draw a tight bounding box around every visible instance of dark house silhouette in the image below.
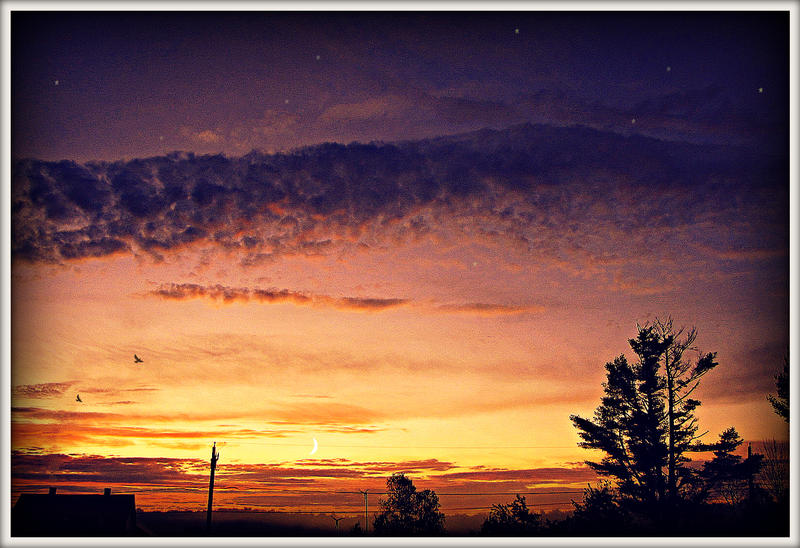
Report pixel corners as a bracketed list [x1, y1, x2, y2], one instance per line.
[12, 487, 140, 536]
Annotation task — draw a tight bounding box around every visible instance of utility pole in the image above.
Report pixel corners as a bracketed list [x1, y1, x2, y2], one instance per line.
[330, 513, 343, 535]
[747, 442, 755, 503]
[359, 490, 368, 534]
[206, 442, 219, 533]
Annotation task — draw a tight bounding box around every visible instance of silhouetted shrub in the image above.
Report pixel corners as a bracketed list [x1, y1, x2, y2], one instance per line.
[480, 495, 542, 535]
[372, 473, 445, 536]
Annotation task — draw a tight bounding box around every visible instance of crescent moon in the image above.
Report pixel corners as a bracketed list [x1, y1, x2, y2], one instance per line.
[310, 438, 318, 455]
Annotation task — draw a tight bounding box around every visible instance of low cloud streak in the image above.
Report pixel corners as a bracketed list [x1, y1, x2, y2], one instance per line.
[150, 283, 407, 312]
[148, 282, 543, 316]
[12, 382, 75, 398]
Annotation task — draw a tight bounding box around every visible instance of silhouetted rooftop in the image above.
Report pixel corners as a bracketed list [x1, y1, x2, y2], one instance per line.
[13, 489, 138, 536]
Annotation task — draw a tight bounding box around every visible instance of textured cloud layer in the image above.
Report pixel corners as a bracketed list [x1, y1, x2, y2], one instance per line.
[12, 124, 787, 284]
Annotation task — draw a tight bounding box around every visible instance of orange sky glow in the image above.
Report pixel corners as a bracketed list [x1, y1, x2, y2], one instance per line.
[10, 199, 789, 512]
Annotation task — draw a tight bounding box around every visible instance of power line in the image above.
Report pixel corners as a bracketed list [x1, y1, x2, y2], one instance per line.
[98, 486, 583, 496]
[220, 440, 581, 450]
[194, 500, 578, 514]
[288, 491, 580, 496]
[445, 501, 574, 510]
[79, 484, 771, 497]
[431, 491, 578, 496]
[209, 509, 367, 515]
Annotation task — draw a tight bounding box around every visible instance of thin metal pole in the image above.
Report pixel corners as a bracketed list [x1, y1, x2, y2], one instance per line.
[747, 442, 754, 503]
[206, 442, 219, 533]
[360, 490, 368, 533]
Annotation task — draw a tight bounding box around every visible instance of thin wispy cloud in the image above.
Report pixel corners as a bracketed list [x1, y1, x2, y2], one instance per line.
[434, 303, 542, 316]
[147, 282, 542, 315]
[149, 282, 407, 311]
[12, 382, 75, 398]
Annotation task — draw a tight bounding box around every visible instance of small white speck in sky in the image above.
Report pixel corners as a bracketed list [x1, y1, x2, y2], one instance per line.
[631, 118, 636, 124]
[666, 66, 671, 72]
[285, 99, 289, 104]
[758, 87, 764, 93]
[514, 28, 519, 34]
[54, 80, 59, 86]
[315, 55, 321, 61]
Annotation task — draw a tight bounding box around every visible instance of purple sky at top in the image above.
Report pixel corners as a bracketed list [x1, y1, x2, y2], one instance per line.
[12, 11, 788, 162]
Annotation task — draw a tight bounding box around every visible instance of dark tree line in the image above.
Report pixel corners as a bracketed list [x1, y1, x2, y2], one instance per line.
[365, 320, 788, 536]
[565, 318, 787, 535]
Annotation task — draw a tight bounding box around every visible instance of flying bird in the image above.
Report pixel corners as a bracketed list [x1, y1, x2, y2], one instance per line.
[76, 394, 82, 402]
[134, 354, 143, 363]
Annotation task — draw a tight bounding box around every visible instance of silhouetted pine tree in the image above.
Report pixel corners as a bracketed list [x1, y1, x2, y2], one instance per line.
[701, 427, 762, 506]
[570, 319, 719, 512]
[768, 354, 789, 422]
[570, 325, 669, 510]
[651, 318, 718, 504]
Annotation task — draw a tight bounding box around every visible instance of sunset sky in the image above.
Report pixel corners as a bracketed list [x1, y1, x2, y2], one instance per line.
[7, 10, 792, 516]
